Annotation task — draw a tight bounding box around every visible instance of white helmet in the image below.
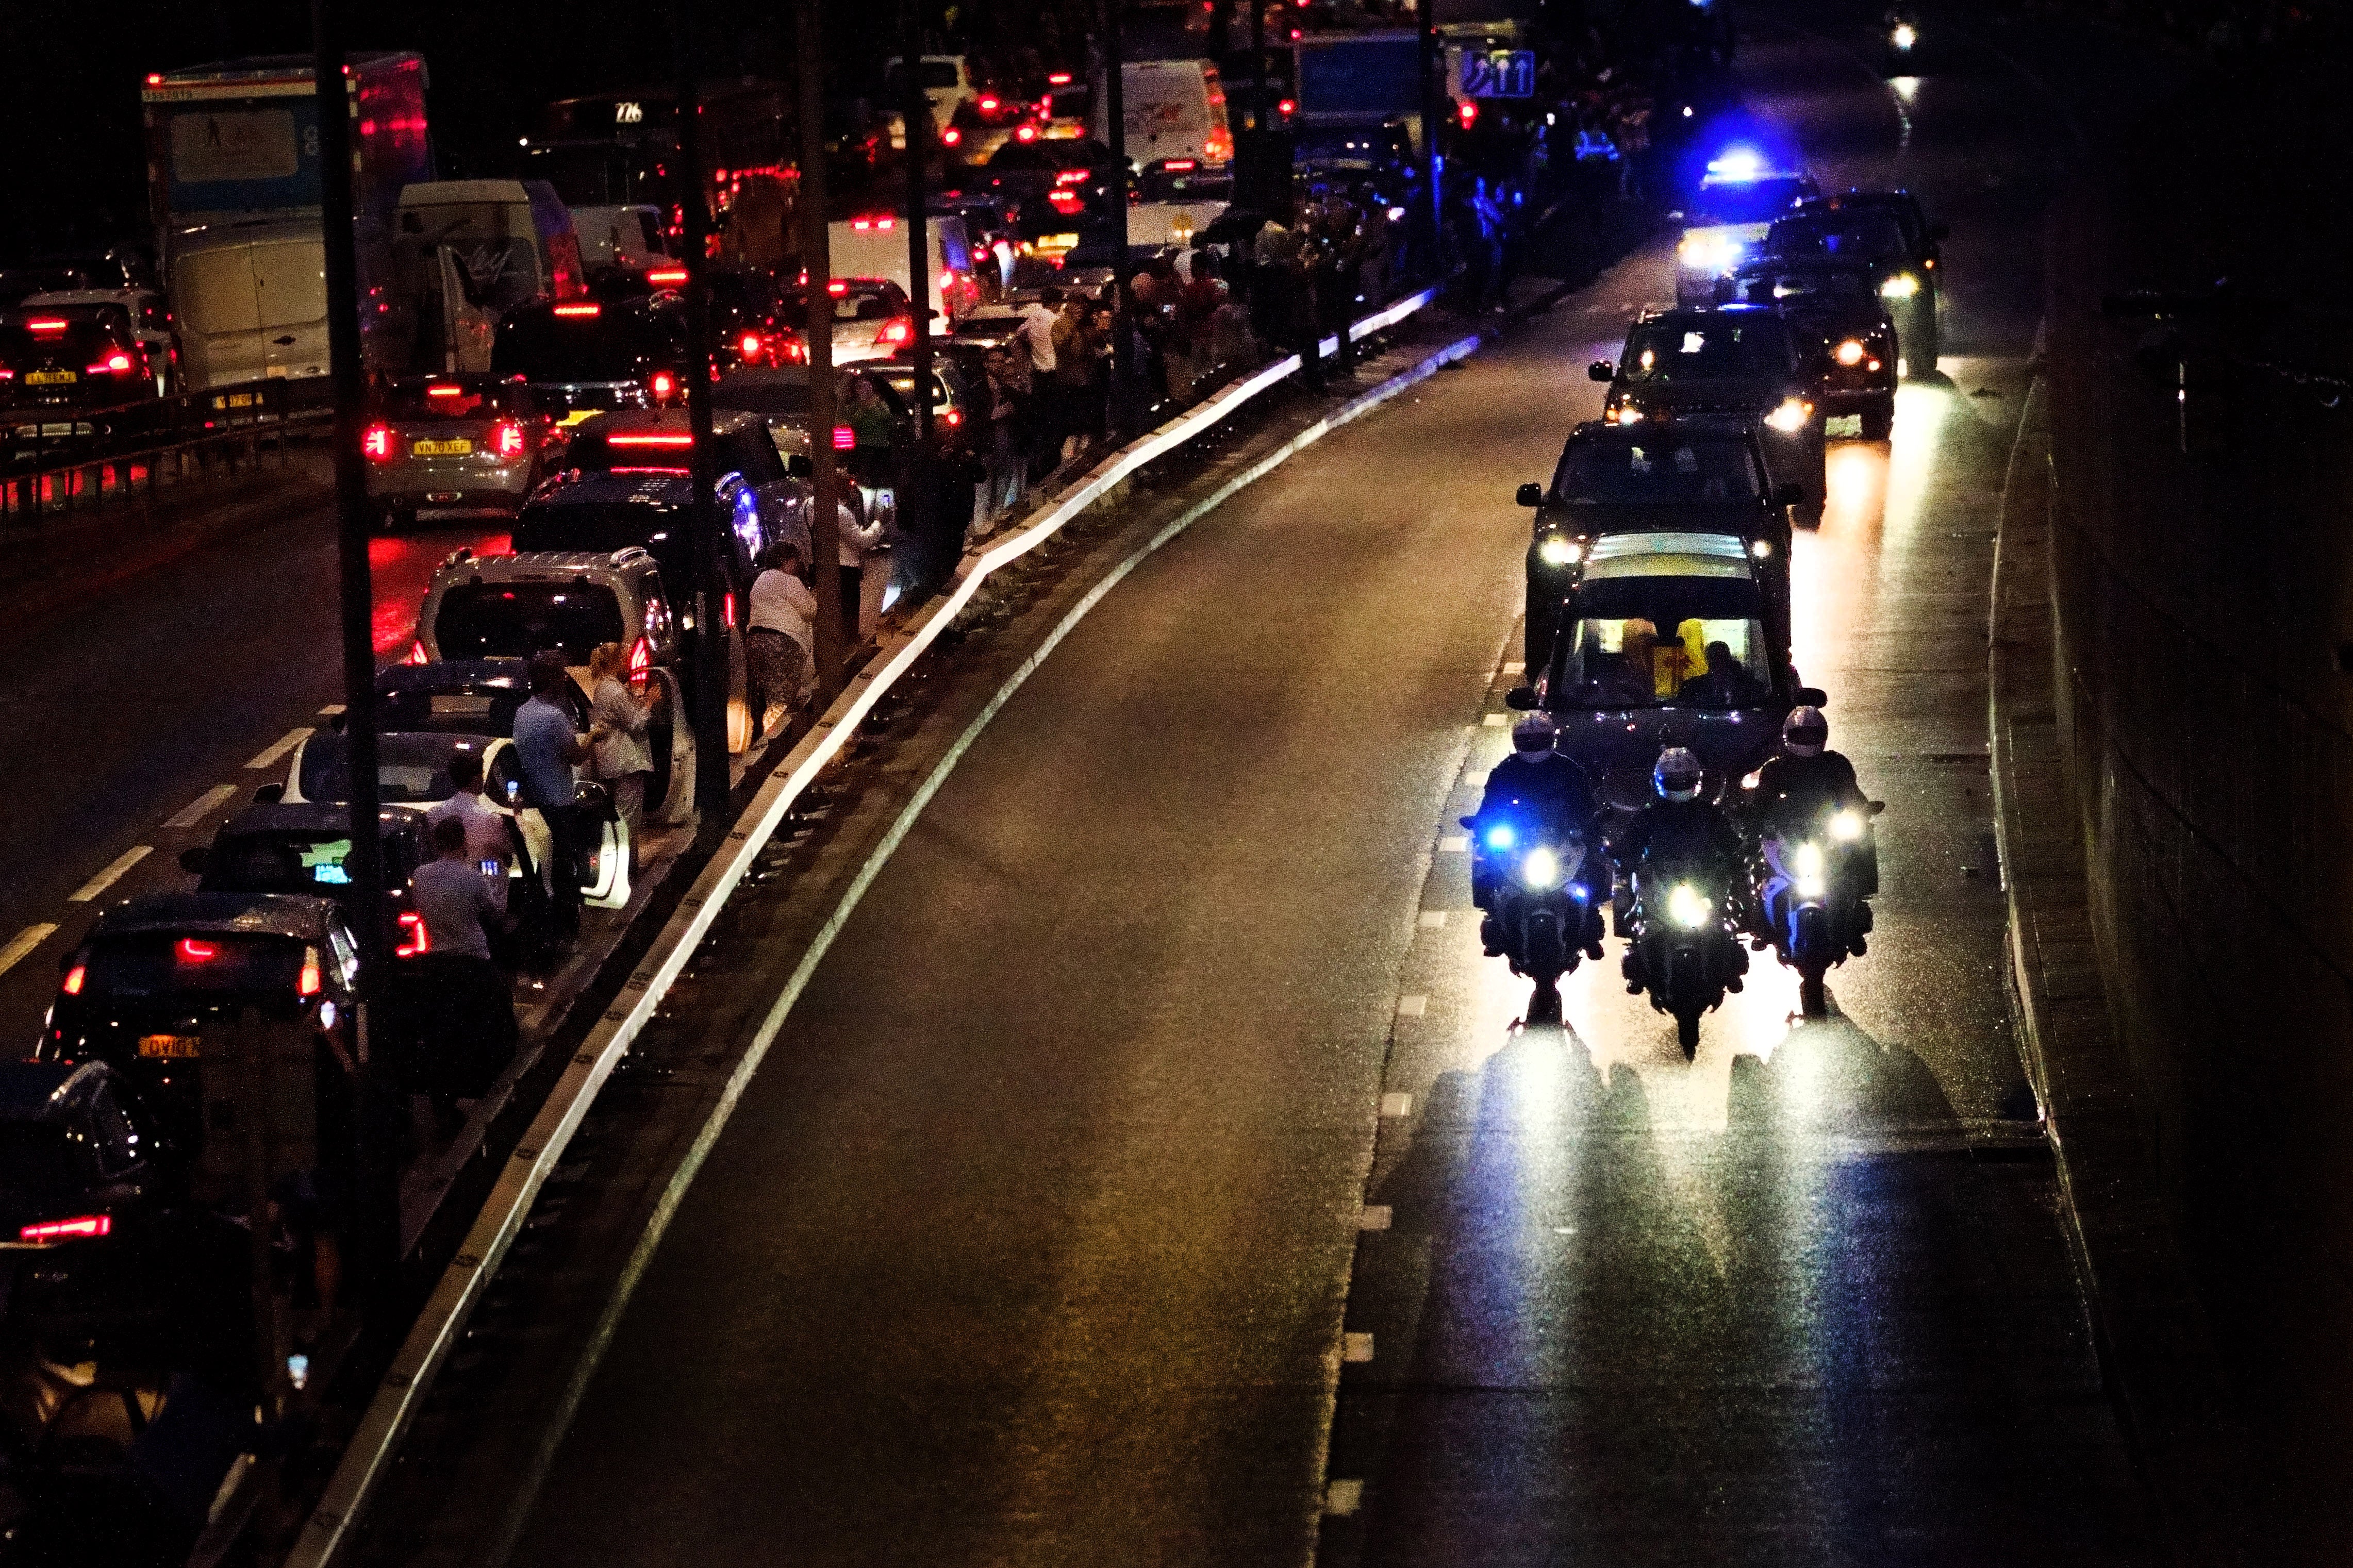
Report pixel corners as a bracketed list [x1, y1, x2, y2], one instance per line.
[1653, 746, 1704, 803]
[1512, 712, 1558, 756]
[1783, 706, 1828, 758]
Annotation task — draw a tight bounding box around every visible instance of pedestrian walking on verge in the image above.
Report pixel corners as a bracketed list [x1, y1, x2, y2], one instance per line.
[513, 651, 591, 941]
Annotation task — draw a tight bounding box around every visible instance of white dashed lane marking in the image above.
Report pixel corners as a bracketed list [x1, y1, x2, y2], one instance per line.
[1395, 995, 1427, 1017]
[318, 704, 345, 717]
[69, 846, 152, 903]
[1502, 661, 1525, 674]
[244, 727, 312, 771]
[164, 784, 240, 831]
[1325, 1480, 1365, 1517]
[1380, 1092, 1413, 1117]
[1417, 910, 1447, 929]
[1437, 835, 1468, 853]
[1359, 1205, 1392, 1231]
[1343, 1332, 1375, 1363]
[1481, 713, 1510, 727]
[0, 925, 58, 979]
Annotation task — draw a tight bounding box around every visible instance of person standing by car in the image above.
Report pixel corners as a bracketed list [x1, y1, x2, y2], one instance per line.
[408, 815, 519, 1134]
[981, 347, 1027, 522]
[515, 652, 591, 941]
[587, 642, 664, 855]
[1018, 287, 1064, 474]
[747, 542, 818, 733]
[424, 752, 513, 902]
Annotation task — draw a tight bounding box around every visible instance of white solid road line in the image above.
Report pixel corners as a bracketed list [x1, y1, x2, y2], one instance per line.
[69, 846, 153, 903]
[0, 925, 59, 979]
[1396, 995, 1427, 1017]
[164, 783, 241, 831]
[245, 726, 312, 771]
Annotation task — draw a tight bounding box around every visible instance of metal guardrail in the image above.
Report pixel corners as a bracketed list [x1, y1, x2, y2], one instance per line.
[281, 282, 1445, 1568]
[0, 374, 331, 527]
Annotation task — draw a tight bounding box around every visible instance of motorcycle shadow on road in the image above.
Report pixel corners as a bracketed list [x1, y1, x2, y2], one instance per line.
[1335, 1009, 2138, 1564]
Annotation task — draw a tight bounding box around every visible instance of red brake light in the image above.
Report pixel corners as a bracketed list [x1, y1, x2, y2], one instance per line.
[628, 635, 652, 677]
[979, 94, 1000, 112]
[493, 421, 526, 459]
[176, 939, 217, 963]
[426, 383, 464, 398]
[942, 407, 963, 427]
[554, 303, 602, 318]
[1048, 72, 1072, 85]
[849, 215, 896, 232]
[649, 369, 678, 402]
[20, 1215, 109, 1244]
[298, 947, 322, 998]
[648, 266, 689, 287]
[876, 318, 912, 347]
[827, 279, 850, 296]
[941, 126, 964, 146]
[1054, 169, 1089, 185]
[146, 73, 164, 86]
[1164, 158, 1197, 172]
[88, 353, 134, 375]
[608, 431, 694, 449]
[395, 911, 430, 959]
[1278, 98, 1297, 116]
[722, 591, 736, 629]
[362, 423, 394, 461]
[739, 331, 764, 358]
[407, 638, 428, 665]
[60, 965, 84, 997]
[1457, 98, 1479, 129]
[25, 319, 67, 335]
[833, 425, 855, 450]
[1015, 124, 1038, 143]
[1049, 191, 1085, 215]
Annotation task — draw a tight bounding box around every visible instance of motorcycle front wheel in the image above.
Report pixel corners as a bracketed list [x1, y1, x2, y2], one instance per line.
[1675, 1010, 1701, 1058]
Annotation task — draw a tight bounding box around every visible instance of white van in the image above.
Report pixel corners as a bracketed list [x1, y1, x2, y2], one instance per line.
[396, 180, 586, 372]
[827, 215, 979, 327]
[570, 204, 669, 271]
[1098, 60, 1232, 176]
[169, 219, 332, 389]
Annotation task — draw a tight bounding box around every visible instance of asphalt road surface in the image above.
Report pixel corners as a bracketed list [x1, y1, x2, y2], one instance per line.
[495, 11, 2166, 1567]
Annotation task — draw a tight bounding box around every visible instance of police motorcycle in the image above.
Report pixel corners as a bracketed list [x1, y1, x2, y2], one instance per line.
[1750, 798, 1883, 1016]
[1613, 749, 1751, 1058]
[1464, 719, 1609, 1025]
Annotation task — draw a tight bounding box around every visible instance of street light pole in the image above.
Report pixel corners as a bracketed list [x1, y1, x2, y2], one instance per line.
[799, 0, 844, 699]
[312, 0, 397, 1303]
[678, 5, 731, 839]
[900, 0, 935, 582]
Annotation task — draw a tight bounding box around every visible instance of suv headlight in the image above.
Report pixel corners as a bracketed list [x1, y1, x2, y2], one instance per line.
[1536, 534, 1578, 568]
[1764, 396, 1812, 432]
[1834, 338, 1866, 366]
[1667, 883, 1711, 929]
[1880, 273, 1920, 299]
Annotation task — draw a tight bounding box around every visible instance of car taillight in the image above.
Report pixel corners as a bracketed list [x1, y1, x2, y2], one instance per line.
[395, 911, 429, 958]
[629, 635, 652, 678]
[784, 339, 807, 363]
[739, 331, 764, 360]
[554, 302, 601, 318]
[1164, 158, 1198, 172]
[25, 319, 67, 335]
[426, 383, 464, 399]
[177, 939, 217, 963]
[1049, 191, 1085, 215]
[60, 965, 84, 996]
[87, 352, 134, 375]
[297, 946, 322, 998]
[1054, 169, 1089, 186]
[1278, 98, 1297, 117]
[941, 126, 964, 147]
[493, 421, 526, 459]
[407, 638, 428, 665]
[875, 318, 912, 348]
[827, 279, 850, 295]
[650, 369, 678, 402]
[978, 93, 1001, 113]
[1456, 99, 1478, 129]
[648, 266, 688, 287]
[722, 591, 736, 629]
[362, 423, 394, 461]
[1014, 123, 1038, 143]
[607, 431, 694, 449]
[833, 425, 855, 450]
[20, 1216, 109, 1244]
[942, 407, 963, 427]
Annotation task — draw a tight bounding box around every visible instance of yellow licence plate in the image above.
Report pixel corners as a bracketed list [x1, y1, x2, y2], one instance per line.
[138, 1034, 201, 1060]
[1036, 232, 1081, 252]
[411, 438, 473, 457]
[23, 370, 75, 387]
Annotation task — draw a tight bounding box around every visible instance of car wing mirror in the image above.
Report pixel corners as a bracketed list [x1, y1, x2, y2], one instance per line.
[1868, 799, 1886, 815]
[1794, 685, 1827, 707]
[1587, 360, 1615, 382]
[253, 782, 284, 805]
[1459, 814, 1478, 829]
[1504, 686, 1538, 710]
[1772, 481, 1804, 507]
[1515, 481, 1544, 508]
[178, 846, 210, 877]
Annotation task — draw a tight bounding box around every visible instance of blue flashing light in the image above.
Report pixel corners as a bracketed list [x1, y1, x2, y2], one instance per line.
[1484, 824, 1516, 850]
[1705, 147, 1765, 182]
[1569, 885, 1589, 902]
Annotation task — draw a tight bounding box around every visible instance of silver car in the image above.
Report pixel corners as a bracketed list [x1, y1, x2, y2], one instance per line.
[362, 374, 564, 529]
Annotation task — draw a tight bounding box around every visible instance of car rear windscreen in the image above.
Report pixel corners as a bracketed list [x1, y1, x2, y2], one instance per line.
[433, 581, 627, 666]
[203, 831, 411, 896]
[1619, 321, 1792, 381]
[300, 733, 469, 804]
[1690, 177, 1814, 227]
[492, 313, 677, 383]
[0, 318, 127, 368]
[85, 932, 306, 997]
[0, 1125, 86, 1194]
[376, 381, 537, 420]
[1553, 438, 1763, 505]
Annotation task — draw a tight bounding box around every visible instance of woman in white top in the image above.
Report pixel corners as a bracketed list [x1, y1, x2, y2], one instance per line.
[747, 541, 819, 735]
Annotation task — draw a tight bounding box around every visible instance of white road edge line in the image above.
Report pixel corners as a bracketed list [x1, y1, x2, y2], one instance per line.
[68, 846, 152, 904]
[0, 925, 59, 980]
[164, 784, 241, 832]
[244, 726, 312, 771]
[290, 287, 1462, 1568]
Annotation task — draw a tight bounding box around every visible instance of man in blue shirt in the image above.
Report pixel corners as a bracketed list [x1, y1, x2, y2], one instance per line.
[514, 652, 591, 939]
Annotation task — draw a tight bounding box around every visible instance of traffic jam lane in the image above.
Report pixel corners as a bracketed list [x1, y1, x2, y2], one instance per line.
[1315, 22, 2158, 1567]
[0, 504, 518, 1046]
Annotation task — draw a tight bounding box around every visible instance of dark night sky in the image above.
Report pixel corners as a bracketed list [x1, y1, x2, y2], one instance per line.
[0, 0, 888, 259]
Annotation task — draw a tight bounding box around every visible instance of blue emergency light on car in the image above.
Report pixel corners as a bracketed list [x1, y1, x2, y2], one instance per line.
[1706, 147, 1765, 182]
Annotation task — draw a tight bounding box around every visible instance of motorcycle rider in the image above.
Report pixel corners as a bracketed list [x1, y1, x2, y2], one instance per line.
[1469, 713, 1606, 959]
[1614, 747, 1746, 990]
[1743, 704, 1877, 932]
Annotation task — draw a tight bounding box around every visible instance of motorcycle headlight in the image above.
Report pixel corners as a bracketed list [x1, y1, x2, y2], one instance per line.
[1880, 273, 1920, 299]
[1834, 338, 1866, 367]
[1764, 396, 1812, 432]
[1522, 846, 1562, 890]
[1536, 533, 1578, 567]
[1667, 882, 1711, 929]
[1793, 842, 1825, 879]
[1892, 22, 1916, 48]
[1484, 823, 1516, 851]
[1829, 809, 1865, 842]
